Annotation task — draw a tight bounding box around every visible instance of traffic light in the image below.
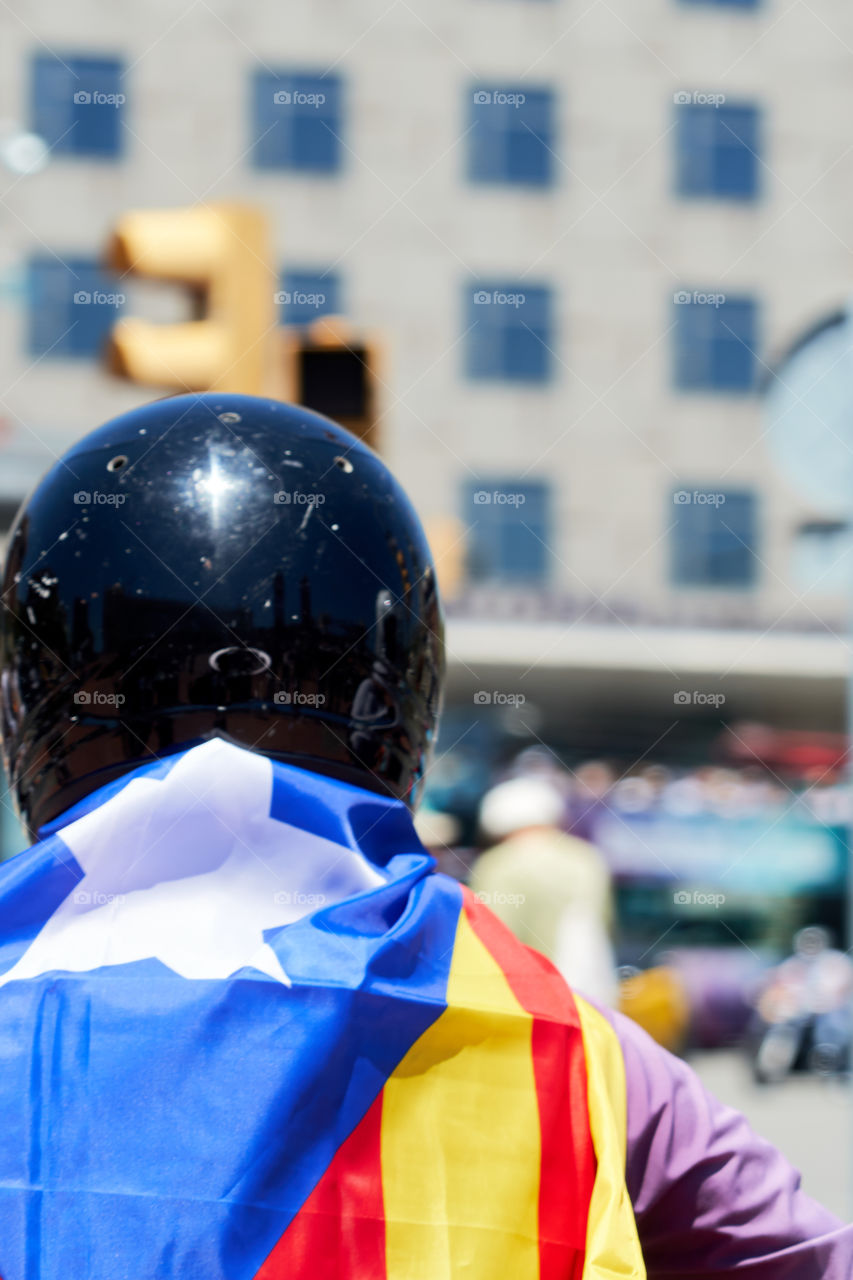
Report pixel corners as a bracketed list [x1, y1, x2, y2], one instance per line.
[281, 317, 382, 451]
[106, 204, 275, 395]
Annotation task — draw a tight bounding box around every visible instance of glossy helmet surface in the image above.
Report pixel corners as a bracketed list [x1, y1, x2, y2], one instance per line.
[0, 393, 444, 832]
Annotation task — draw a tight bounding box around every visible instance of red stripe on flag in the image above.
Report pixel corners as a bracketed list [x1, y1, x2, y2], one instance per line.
[462, 888, 596, 1280]
[255, 1092, 386, 1280]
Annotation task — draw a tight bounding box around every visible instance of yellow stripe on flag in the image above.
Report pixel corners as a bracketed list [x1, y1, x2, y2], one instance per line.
[382, 908, 541, 1280]
[574, 995, 646, 1279]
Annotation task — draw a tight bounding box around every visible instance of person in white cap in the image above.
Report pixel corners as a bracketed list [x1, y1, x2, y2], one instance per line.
[470, 775, 617, 1005]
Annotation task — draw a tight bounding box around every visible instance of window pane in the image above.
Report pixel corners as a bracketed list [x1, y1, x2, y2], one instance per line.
[278, 270, 342, 326]
[468, 87, 555, 187]
[465, 283, 553, 384]
[27, 257, 124, 359]
[673, 293, 757, 393]
[465, 481, 551, 583]
[671, 489, 757, 587]
[251, 72, 342, 173]
[31, 54, 124, 159]
[676, 102, 759, 200]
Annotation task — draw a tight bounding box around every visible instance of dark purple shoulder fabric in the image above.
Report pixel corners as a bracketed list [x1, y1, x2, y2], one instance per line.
[603, 1005, 853, 1278]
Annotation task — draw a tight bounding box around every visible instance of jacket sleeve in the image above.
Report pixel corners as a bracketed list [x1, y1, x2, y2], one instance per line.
[603, 1005, 853, 1278]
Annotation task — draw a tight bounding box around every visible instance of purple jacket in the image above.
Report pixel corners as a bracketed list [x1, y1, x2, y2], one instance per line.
[607, 1006, 853, 1277]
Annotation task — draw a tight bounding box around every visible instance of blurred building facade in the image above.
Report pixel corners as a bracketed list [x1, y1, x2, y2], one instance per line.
[1, 0, 853, 754]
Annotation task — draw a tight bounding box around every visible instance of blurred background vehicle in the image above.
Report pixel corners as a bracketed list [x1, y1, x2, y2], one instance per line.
[749, 925, 853, 1084]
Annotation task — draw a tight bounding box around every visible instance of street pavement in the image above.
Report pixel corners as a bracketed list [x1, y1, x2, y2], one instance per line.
[692, 1050, 851, 1222]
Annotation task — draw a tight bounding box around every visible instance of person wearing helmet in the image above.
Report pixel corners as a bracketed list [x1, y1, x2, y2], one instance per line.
[0, 393, 849, 1279]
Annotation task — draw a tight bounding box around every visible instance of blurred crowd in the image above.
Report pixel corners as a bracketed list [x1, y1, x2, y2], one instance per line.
[420, 740, 850, 859]
[415, 734, 850, 1062]
[568, 759, 851, 831]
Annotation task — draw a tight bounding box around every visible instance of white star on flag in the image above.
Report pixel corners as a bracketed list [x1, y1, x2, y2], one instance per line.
[0, 739, 385, 989]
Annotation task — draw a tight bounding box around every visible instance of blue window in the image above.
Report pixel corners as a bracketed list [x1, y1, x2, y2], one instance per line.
[671, 489, 757, 587]
[673, 293, 757, 393]
[465, 283, 553, 383]
[30, 54, 124, 159]
[251, 72, 342, 172]
[27, 257, 123, 359]
[277, 270, 342, 326]
[465, 481, 552, 583]
[468, 87, 555, 187]
[676, 102, 760, 200]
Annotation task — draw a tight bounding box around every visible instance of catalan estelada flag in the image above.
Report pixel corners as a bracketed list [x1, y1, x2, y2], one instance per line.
[0, 740, 644, 1279]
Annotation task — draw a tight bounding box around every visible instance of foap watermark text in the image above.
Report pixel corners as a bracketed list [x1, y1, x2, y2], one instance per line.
[674, 290, 726, 308]
[73, 90, 125, 107]
[473, 490, 525, 506]
[673, 490, 726, 507]
[273, 90, 325, 107]
[473, 289, 525, 307]
[673, 690, 726, 708]
[273, 890, 327, 907]
[274, 290, 326, 311]
[74, 490, 126, 506]
[473, 90, 526, 108]
[473, 890, 527, 908]
[274, 491, 325, 505]
[673, 91, 726, 108]
[74, 690, 126, 707]
[74, 290, 125, 307]
[674, 889, 726, 908]
[474, 691, 526, 706]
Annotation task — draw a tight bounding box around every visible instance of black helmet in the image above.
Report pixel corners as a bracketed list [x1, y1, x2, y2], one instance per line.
[0, 393, 444, 833]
